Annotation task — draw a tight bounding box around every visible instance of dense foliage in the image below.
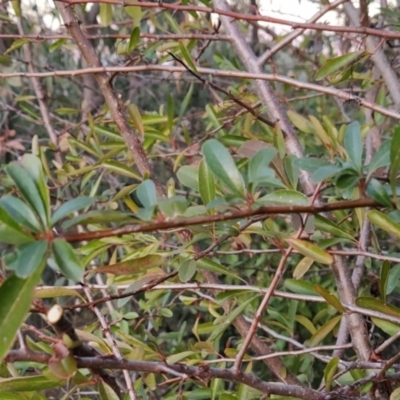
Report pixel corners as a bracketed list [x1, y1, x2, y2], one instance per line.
[2, 0, 400, 399]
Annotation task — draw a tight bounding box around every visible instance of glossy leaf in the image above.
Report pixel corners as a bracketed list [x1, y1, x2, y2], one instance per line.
[367, 210, 400, 239]
[380, 260, 390, 302]
[314, 285, 345, 313]
[92, 255, 163, 276]
[13, 240, 48, 278]
[99, 3, 112, 26]
[5, 162, 48, 228]
[308, 315, 341, 347]
[286, 238, 333, 265]
[179, 259, 197, 282]
[0, 205, 34, 245]
[365, 178, 392, 208]
[388, 264, 400, 295]
[136, 179, 158, 208]
[367, 139, 391, 173]
[52, 239, 83, 282]
[324, 357, 339, 391]
[314, 51, 366, 80]
[284, 279, 318, 296]
[0, 195, 41, 233]
[248, 147, 277, 184]
[390, 126, 400, 205]
[202, 139, 246, 197]
[293, 257, 314, 280]
[344, 122, 362, 172]
[179, 42, 198, 73]
[102, 160, 142, 180]
[355, 296, 400, 319]
[257, 189, 309, 206]
[127, 104, 144, 137]
[177, 166, 199, 191]
[208, 296, 257, 342]
[51, 197, 94, 226]
[0, 375, 64, 392]
[371, 318, 400, 337]
[128, 27, 140, 53]
[0, 264, 44, 362]
[314, 215, 355, 242]
[98, 379, 119, 400]
[198, 159, 216, 207]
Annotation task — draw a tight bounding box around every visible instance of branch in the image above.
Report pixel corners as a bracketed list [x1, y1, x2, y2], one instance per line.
[2, 66, 398, 119]
[54, 1, 164, 194]
[4, 350, 326, 400]
[58, 197, 380, 243]
[55, 0, 400, 41]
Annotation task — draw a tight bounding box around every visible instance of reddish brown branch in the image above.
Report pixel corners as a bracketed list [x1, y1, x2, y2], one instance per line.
[59, 198, 380, 243]
[55, 0, 400, 41]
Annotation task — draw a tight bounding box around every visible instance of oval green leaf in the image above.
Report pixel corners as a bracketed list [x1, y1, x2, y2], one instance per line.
[367, 210, 400, 239]
[52, 239, 83, 282]
[286, 238, 333, 265]
[202, 139, 246, 197]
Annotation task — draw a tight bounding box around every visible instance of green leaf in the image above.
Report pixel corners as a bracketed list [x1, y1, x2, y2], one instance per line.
[179, 42, 198, 73]
[22, 154, 50, 224]
[179, 259, 197, 282]
[324, 357, 339, 391]
[367, 139, 391, 173]
[284, 279, 318, 295]
[0, 375, 64, 392]
[309, 315, 342, 347]
[102, 161, 142, 180]
[248, 147, 277, 185]
[52, 239, 83, 282]
[61, 210, 135, 230]
[5, 162, 47, 228]
[311, 165, 343, 183]
[4, 38, 30, 55]
[344, 122, 362, 172]
[380, 261, 390, 302]
[293, 257, 314, 280]
[0, 264, 44, 362]
[125, 3, 142, 27]
[208, 296, 257, 342]
[12, 240, 48, 278]
[197, 258, 242, 281]
[315, 215, 355, 242]
[388, 264, 400, 295]
[128, 27, 140, 53]
[51, 197, 94, 226]
[313, 285, 345, 313]
[371, 317, 400, 336]
[367, 210, 400, 239]
[0, 205, 34, 245]
[287, 110, 314, 133]
[92, 255, 163, 275]
[314, 51, 366, 80]
[99, 3, 112, 26]
[10, 0, 21, 16]
[257, 189, 309, 206]
[98, 379, 119, 400]
[202, 139, 246, 197]
[136, 180, 158, 208]
[177, 166, 199, 191]
[198, 159, 215, 208]
[356, 296, 400, 319]
[286, 238, 333, 265]
[366, 178, 392, 208]
[390, 126, 400, 205]
[0, 195, 42, 233]
[127, 104, 144, 137]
